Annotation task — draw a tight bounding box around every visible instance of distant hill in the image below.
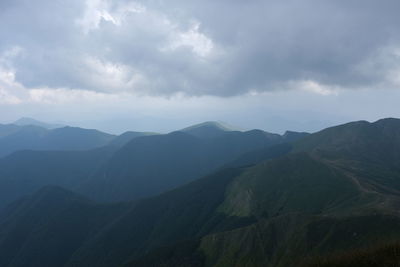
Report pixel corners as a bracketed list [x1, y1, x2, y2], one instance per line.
[0, 186, 128, 267]
[0, 125, 116, 157]
[13, 117, 64, 129]
[40, 126, 115, 151]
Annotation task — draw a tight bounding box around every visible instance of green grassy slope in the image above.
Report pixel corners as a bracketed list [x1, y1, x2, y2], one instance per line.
[219, 153, 371, 218]
[125, 118, 400, 267]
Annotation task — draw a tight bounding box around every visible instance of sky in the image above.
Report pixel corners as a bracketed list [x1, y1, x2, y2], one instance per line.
[1, 0, 400, 134]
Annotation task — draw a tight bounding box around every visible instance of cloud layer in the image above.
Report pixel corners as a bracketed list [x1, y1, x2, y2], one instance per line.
[1, 0, 400, 98]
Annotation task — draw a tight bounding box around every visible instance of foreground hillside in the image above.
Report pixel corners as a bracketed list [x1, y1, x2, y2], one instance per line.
[1, 118, 400, 266]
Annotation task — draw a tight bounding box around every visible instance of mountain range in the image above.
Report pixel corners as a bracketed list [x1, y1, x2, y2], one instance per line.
[0, 118, 400, 266]
[0, 120, 305, 208]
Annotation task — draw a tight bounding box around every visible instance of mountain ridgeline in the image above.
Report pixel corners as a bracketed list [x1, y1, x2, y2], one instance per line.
[0, 120, 304, 208]
[80, 127, 302, 202]
[1, 118, 400, 266]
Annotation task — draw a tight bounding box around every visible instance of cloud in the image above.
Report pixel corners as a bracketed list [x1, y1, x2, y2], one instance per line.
[1, 0, 400, 97]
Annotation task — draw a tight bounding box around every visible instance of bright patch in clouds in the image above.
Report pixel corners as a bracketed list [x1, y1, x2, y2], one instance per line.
[0, 88, 22, 105]
[77, 0, 146, 33]
[83, 56, 145, 92]
[167, 22, 214, 57]
[296, 80, 339, 96]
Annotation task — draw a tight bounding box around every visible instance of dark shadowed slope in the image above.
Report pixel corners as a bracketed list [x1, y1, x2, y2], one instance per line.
[303, 242, 400, 267]
[0, 146, 115, 210]
[67, 168, 247, 267]
[0, 186, 129, 267]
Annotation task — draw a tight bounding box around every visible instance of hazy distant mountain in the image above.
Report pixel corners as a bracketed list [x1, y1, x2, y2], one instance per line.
[14, 117, 64, 129]
[0, 125, 49, 157]
[40, 126, 115, 151]
[0, 125, 115, 157]
[180, 121, 238, 138]
[0, 124, 22, 138]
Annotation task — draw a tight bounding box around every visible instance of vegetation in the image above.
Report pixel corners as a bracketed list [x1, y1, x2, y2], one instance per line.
[0, 119, 400, 266]
[303, 242, 400, 267]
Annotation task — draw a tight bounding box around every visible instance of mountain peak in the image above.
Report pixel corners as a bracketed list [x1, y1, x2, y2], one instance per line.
[183, 121, 234, 130]
[373, 117, 400, 125]
[180, 121, 238, 138]
[282, 130, 309, 141]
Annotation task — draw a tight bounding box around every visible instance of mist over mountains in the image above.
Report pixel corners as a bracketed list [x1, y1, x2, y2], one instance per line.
[1, 118, 400, 266]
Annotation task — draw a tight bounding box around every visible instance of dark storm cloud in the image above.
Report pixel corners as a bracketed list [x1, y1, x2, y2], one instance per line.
[1, 0, 400, 96]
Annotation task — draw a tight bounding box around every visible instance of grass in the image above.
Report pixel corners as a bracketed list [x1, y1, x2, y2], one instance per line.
[303, 241, 400, 267]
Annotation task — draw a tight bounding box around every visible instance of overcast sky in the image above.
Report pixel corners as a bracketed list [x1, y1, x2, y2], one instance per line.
[1, 0, 400, 134]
